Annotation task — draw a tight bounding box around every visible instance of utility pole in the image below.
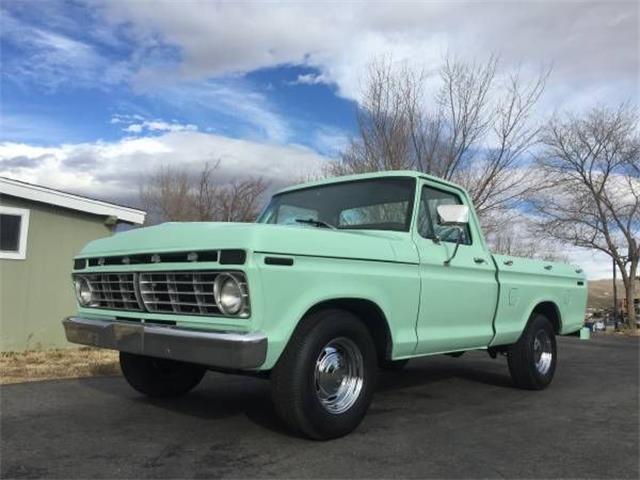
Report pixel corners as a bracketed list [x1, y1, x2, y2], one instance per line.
[613, 257, 618, 327]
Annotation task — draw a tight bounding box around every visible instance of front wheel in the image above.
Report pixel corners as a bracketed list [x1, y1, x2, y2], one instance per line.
[270, 309, 377, 440]
[507, 314, 557, 390]
[120, 352, 206, 398]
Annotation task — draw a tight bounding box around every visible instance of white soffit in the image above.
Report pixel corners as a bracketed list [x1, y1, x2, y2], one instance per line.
[0, 177, 146, 225]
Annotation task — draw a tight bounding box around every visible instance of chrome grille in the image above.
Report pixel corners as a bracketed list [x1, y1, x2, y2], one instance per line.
[74, 270, 249, 317]
[83, 273, 142, 311]
[139, 271, 221, 315]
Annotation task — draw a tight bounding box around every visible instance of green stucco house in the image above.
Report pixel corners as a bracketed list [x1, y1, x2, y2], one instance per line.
[0, 177, 146, 351]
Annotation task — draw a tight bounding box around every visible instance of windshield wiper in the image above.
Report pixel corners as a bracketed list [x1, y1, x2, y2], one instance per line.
[295, 218, 337, 230]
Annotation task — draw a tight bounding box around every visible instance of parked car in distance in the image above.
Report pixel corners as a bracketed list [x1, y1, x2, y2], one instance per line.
[63, 171, 588, 439]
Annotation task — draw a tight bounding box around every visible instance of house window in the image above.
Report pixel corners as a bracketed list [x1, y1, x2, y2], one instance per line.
[0, 206, 30, 260]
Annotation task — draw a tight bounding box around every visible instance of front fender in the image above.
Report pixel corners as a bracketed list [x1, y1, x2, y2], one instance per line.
[253, 253, 420, 369]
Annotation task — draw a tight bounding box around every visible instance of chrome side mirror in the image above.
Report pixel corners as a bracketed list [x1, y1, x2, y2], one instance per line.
[436, 205, 469, 266]
[436, 204, 469, 225]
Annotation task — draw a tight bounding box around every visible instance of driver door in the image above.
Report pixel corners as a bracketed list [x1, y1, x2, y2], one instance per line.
[412, 181, 498, 354]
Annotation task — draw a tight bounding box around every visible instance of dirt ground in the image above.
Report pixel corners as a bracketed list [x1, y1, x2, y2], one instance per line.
[0, 347, 119, 385]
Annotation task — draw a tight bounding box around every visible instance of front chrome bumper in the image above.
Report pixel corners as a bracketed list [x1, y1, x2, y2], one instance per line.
[62, 316, 267, 369]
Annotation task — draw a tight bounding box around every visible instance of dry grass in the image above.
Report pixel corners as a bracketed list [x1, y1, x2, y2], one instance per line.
[0, 347, 120, 385]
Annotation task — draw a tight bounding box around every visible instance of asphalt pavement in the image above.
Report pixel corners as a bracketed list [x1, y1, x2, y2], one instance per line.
[1, 335, 638, 479]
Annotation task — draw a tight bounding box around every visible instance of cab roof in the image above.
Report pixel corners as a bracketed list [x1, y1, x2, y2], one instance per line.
[275, 170, 463, 196]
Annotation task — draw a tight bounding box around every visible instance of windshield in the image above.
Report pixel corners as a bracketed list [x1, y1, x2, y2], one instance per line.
[257, 177, 416, 231]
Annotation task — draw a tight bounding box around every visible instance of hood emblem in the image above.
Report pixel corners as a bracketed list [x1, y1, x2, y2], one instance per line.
[187, 252, 198, 262]
[98, 257, 105, 266]
[151, 254, 161, 263]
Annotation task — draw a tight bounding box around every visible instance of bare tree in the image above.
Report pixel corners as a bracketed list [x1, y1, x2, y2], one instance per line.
[217, 178, 270, 222]
[487, 220, 568, 262]
[140, 161, 268, 224]
[140, 165, 200, 222]
[330, 60, 421, 174]
[533, 104, 639, 330]
[329, 55, 549, 239]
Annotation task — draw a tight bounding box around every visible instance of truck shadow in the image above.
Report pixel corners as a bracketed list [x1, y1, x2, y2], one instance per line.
[377, 359, 513, 392]
[79, 356, 513, 437]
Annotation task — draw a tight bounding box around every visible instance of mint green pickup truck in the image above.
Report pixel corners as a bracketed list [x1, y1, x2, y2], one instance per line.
[64, 171, 587, 439]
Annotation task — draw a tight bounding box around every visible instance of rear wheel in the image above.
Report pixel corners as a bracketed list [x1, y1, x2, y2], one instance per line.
[507, 314, 557, 390]
[119, 352, 206, 398]
[270, 309, 377, 440]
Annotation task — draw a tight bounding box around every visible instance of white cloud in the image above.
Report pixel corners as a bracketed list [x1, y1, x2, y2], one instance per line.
[566, 247, 614, 281]
[101, 1, 445, 99]
[110, 82, 292, 144]
[100, 1, 638, 108]
[123, 124, 143, 133]
[290, 73, 331, 86]
[0, 132, 330, 201]
[145, 121, 197, 133]
[312, 127, 350, 156]
[150, 81, 291, 142]
[110, 114, 145, 125]
[0, 12, 127, 89]
[0, 133, 620, 279]
[479, 190, 625, 281]
[3, 2, 636, 112]
[119, 119, 198, 134]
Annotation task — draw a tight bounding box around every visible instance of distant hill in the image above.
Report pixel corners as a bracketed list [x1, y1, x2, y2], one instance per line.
[587, 279, 625, 310]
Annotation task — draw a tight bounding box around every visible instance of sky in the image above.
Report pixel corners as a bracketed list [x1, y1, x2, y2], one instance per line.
[1, 0, 638, 279]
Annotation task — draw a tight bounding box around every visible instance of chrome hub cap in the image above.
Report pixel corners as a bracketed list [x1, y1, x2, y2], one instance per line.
[314, 337, 364, 414]
[533, 330, 553, 375]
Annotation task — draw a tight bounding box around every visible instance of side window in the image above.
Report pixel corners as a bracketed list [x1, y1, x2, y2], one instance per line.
[0, 206, 30, 260]
[418, 186, 471, 245]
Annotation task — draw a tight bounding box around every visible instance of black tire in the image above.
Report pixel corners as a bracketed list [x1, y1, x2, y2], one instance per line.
[507, 314, 557, 390]
[379, 359, 409, 371]
[119, 352, 206, 398]
[270, 309, 377, 440]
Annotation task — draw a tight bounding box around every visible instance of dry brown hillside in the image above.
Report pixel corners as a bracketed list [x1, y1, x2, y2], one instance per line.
[587, 279, 624, 310]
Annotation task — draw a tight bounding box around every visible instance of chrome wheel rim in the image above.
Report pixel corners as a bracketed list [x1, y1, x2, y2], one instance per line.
[533, 329, 553, 375]
[314, 337, 364, 414]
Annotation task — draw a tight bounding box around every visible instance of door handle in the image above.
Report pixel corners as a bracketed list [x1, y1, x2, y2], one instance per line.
[474, 257, 486, 264]
[503, 260, 513, 266]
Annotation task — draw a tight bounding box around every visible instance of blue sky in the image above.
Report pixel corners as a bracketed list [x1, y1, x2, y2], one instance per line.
[2, 1, 636, 171]
[1, 2, 358, 151]
[3, 62, 357, 151]
[0, 0, 638, 278]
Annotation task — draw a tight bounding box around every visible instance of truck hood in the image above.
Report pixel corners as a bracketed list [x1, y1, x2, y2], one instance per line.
[79, 222, 419, 264]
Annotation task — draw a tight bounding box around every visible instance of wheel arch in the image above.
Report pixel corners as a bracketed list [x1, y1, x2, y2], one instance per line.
[302, 298, 393, 363]
[531, 301, 562, 334]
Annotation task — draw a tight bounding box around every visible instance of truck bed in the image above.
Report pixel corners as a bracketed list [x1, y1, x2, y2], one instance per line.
[490, 254, 588, 346]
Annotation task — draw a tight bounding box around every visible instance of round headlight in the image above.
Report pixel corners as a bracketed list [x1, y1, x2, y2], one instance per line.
[214, 273, 245, 315]
[74, 277, 93, 307]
